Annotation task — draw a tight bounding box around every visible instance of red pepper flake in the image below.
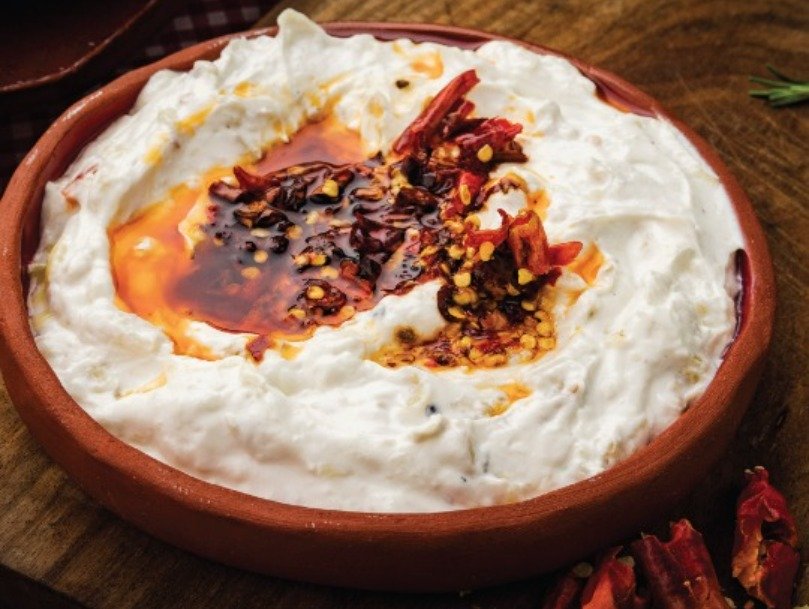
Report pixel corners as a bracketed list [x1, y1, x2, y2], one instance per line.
[448, 171, 484, 215]
[464, 209, 512, 248]
[455, 117, 526, 164]
[465, 209, 583, 275]
[550, 241, 585, 267]
[246, 335, 271, 362]
[209, 180, 244, 203]
[507, 209, 552, 276]
[233, 165, 274, 191]
[631, 519, 728, 609]
[579, 550, 648, 609]
[61, 164, 99, 210]
[732, 467, 800, 609]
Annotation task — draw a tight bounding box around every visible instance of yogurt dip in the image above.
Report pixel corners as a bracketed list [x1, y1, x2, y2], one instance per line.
[28, 10, 744, 512]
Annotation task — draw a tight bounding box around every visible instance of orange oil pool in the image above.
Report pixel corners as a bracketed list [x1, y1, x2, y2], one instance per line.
[109, 118, 367, 356]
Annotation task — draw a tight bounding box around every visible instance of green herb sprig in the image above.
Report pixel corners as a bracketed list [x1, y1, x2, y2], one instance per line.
[749, 65, 809, 107]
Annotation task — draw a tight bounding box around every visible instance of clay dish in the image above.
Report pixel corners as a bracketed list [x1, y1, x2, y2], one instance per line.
[0, 23, 775, 592]
[0, 0, 187, 112]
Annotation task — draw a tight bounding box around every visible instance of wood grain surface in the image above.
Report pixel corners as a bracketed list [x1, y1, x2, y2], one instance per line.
[1, 0, 807, 607]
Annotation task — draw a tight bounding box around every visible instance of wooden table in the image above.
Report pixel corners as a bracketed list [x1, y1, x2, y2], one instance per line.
[1, 0, 806, 606]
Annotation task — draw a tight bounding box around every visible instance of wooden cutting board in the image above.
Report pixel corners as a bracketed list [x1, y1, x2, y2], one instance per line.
[1, 0, 806, 607]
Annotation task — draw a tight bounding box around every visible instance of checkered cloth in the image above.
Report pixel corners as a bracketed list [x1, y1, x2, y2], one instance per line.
[0, 0, 277, 191]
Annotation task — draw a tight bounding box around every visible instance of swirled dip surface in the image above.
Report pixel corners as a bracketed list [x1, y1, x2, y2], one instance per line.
[28, 10, 743, 512]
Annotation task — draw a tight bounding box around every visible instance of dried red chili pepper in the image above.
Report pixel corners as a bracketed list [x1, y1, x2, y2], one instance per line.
[464, 209, 512, 248]
[580, 549, 648, 609]
[455, 117, 524, 160]
[732, 467, 799, 609]
[447, 171, 485, 216]
[507, 210, 552, 276]
[631, 519, 727, 609]
[392, 69, 480, 153]
[549, 241, 584, 267]
[440, 99, 477, 138]
[465, 209, 583, 278]
[542, 568, 586, 609]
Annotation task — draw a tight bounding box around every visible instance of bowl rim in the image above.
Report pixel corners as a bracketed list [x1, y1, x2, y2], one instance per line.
[0, 21, 775, 537]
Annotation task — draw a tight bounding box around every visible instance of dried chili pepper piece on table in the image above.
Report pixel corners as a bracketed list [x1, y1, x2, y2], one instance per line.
[732, 467, 800, 609]
[631, 519, 728, 609]
[542, 565, 588, 609]
[541, 553, 648, 609]
[580, 549, 648, 609]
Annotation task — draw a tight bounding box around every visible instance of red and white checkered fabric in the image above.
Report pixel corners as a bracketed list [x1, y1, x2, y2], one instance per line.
[1, 0, 277, 191]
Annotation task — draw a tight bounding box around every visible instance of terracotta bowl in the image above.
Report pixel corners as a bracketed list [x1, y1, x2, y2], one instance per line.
[0, 22, 775, 592]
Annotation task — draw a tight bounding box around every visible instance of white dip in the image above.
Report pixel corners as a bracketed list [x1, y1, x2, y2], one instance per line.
[28, 10, 743, 512]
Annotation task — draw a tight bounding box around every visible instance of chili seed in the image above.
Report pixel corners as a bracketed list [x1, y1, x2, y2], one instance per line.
[307, 285, 326, 300]
[537, 321, 553, 337]
[453, 288, 476, 305]
[448, 306, 466, 319]
[459, 184, 472, 206]
[241, 267, 260, 280]
[539, 337, 556, 350]
[476, 144, 493, 163]
[320, 179, 340, 198]
[520, 334, 537, 349]
[479, 241, 495, 261]
[453, 272, 472, 288]
[517, 268, 535, 285]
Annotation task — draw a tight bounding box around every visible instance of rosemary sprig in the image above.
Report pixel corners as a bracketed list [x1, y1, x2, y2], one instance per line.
[749, 65, 809, 107]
